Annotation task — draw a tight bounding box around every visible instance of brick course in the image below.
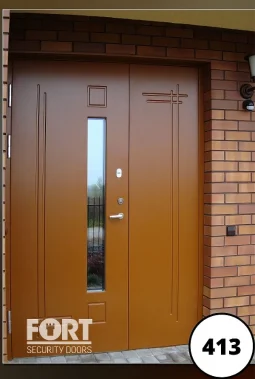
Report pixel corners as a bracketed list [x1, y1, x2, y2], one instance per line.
[3, 12, 255, 359]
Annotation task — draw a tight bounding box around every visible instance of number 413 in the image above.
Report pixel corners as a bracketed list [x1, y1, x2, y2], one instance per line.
[202, 338, 241, 355]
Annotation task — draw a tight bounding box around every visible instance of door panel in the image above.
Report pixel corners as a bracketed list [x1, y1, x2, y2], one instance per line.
[10, 65, 41, 358]
[10, 61, 200, 358]
[11, 61, 129, 357]
[129, 65, 200, 348]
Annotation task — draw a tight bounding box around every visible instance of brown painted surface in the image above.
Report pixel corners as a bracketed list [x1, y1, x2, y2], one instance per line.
[129, 65, 200, 348]
[11, 61, 129, 357]
[10, 62, 40, 359]
[10, 60, 200, 357]
[2, 9, 11, 364]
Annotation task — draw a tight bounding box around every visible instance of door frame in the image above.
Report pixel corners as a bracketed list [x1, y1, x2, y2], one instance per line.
[5, 54, 205, 360]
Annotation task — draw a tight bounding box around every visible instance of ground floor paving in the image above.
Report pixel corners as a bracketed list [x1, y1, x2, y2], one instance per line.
[7, 345, 255, 364]
[9, 345, 192, 364]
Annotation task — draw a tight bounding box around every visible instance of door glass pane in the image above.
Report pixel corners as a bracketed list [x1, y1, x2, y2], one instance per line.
[87, 118, 106, 291]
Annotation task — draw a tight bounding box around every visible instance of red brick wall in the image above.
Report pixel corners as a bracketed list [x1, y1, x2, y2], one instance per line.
[5, 13, 255, 356]
[2, 9, 10, 363]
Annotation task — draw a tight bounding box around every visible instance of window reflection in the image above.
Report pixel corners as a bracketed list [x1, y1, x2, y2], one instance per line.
[87, 118, 106, 291]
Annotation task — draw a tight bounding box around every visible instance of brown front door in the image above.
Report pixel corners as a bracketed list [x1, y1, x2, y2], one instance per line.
[9, 60, 201, 358]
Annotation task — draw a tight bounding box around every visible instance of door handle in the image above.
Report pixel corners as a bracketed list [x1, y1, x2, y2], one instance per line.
[109, 213, 124, 220]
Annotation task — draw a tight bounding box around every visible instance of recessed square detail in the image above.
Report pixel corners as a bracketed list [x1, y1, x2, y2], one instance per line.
[88, 302, 106, 323]
[87, 86, 107, 107]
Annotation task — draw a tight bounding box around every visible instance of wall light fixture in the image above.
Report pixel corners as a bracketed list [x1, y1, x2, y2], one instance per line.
[240, 54, 255, 100]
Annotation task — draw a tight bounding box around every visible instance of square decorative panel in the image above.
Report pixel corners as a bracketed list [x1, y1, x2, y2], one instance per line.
[88, 302, 106, 323]
[87, 86, 107, 107]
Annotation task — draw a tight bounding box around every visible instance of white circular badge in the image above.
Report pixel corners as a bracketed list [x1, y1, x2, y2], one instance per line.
[189, 313, 254, 378]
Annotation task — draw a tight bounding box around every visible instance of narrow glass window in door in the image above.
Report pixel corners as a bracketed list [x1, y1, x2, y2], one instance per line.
[87, 118, 106, 291]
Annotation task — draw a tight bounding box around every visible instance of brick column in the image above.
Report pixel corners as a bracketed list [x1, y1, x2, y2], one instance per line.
[203, 58, 255, 332]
